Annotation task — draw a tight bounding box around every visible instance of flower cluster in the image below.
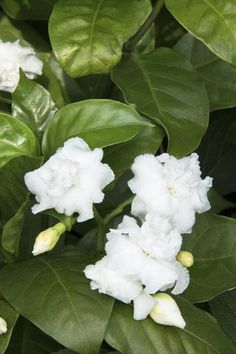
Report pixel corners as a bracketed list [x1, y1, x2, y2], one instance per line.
[25, 137, 114, 222]
[85, 153, 212, 328]
[0, 39, 43, 93]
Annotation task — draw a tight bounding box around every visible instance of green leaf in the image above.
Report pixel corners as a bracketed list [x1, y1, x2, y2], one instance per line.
[208, 189, 235, 214]
[198, 110, 236, 195]
[42, 99, 151, 159]
[0, 155, 42, 224]
[112, 48, 209, 157]
[12, 72, 57, 141]
[104, 125, 165, 179]
[105, 297, 236, 354]
[165, 0, 236, 65]
[175, 33, 236, 111]
[210, 289, 236, 345]
[5, 317, 62, 354]
[49, 0, 151, 77]
[0, 249, 114, 354]
[0, 299, 18, 354]
[183, 213, 236, 303]
[1, 195, 30, 258]
[0, 0, 56, 20]
[0, 113, 40, 168]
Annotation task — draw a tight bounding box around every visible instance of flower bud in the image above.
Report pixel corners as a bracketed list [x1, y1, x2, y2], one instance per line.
[177, 251, 194, 268]
[0, 317, 7, 334]
[149, 293, 186, 329]
[32, 222, 66, 256]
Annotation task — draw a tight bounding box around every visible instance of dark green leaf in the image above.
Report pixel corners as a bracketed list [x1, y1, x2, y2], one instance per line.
[165, 0, 236, 65]
[0, 0, 56, 20]
[112, 48, 209, 157]
[198, 111, 236, 195]
[49, 0, 151, 77]
[12, 72, 57, 141]
[0, 249, 114, 354]
[0, 113, 40, 168]
[0, 156, 42, 224]
[175, 33, 236, 111]
[208, 189, 235, 214]
[183, 213, 236, 303]
[105, 297, 236, 354]
[104, 126, 165, 179]
[210, 289, 236, 345]
[1, 195, 30, 258]
[0, 299, 18, 354]
[42, 99, 151, 159]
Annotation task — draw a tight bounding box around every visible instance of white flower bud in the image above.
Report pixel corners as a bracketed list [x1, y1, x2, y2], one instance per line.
[177, 251, 194, 268]
[32, 222, 66, 256]
[0, 317, 7, 334]
[149, 293, 186, 329]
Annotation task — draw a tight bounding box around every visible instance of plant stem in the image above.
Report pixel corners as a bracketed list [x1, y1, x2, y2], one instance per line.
[104, 196, 134, 225]
[93, 207, 106, 252]
[123, 0, 164, 53]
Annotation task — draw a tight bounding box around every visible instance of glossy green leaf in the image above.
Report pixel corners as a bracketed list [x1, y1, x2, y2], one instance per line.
[210, 289, 236, 345]
[12, 72, 57, 141]
[6, 317, 62, 354]
[49, 0, 151, 77]
[105, 297, 236, 354]
[0, 299, 18, 354]
[0, 249, 114, 354]
[183, 213, 236, 303]
[0, 113, 40, 168]
[175, 33, 236, 111]
[112, 48, 209, 157]
[198, 111, 236, 195]
[0, 0, 56, 20]
[165, 0, 236, 65]
[42, 99, 151, 159]
[104, 125, 165, 179]
[1, 195, 30, 258]
[0, 156, 42, 224]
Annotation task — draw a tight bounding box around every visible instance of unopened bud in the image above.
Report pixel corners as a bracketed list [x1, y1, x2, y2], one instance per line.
[32, 222, 66, 256]
[177, 251, 194, 268]
[0, 317, 7, 334]
[149, 293, 186, 329]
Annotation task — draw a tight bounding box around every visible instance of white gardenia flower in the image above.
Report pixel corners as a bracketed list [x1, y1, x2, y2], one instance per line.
[25, 137, 114, 222]
[84, 216, 190, 317]
[0, 40, 43, 93]
[149, 293, 186, 329]
[0, 317, 7, 334]
[128, 153, 212, 233]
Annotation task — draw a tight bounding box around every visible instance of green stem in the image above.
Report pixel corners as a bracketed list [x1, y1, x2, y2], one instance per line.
[123, 0, 164, 53]
[104, 196, 134, 225]
[93, 207, 106, 252]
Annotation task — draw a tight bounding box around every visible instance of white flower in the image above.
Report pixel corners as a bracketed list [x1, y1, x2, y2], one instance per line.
[149, 293, 186, 329]
[0, 40, 43, 93]
[84, 257, 142, 304]
[25, 137, 114, 222]
[0, 317, 7, 334]
[32, 222, 66, 256]
[128, 153, 212, 233]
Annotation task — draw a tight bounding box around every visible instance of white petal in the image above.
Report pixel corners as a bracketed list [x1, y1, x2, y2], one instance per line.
[133, 291, 156, 320]
[171, 262, 190, 295]
[150, 293, 186, 329]
[0, 317, 7, 334]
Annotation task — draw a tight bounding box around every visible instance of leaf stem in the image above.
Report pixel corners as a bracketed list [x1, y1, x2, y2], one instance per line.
[104, 196, 134, 225]
[123, 0, 164, 53]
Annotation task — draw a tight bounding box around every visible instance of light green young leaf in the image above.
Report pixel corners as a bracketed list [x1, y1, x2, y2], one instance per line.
[0, 249, 114, 354]
[49, 0, 151, 77]
[12, 72, 57, 141]
[175, 33, 236, 111]
[105, 297, 236, 354]
[42, 99, 151, 159]
[165, 0, 236, 65]
[112, 48, 209, 157]
[0, 299, 18, 354]
[183, 213, 236, 303]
